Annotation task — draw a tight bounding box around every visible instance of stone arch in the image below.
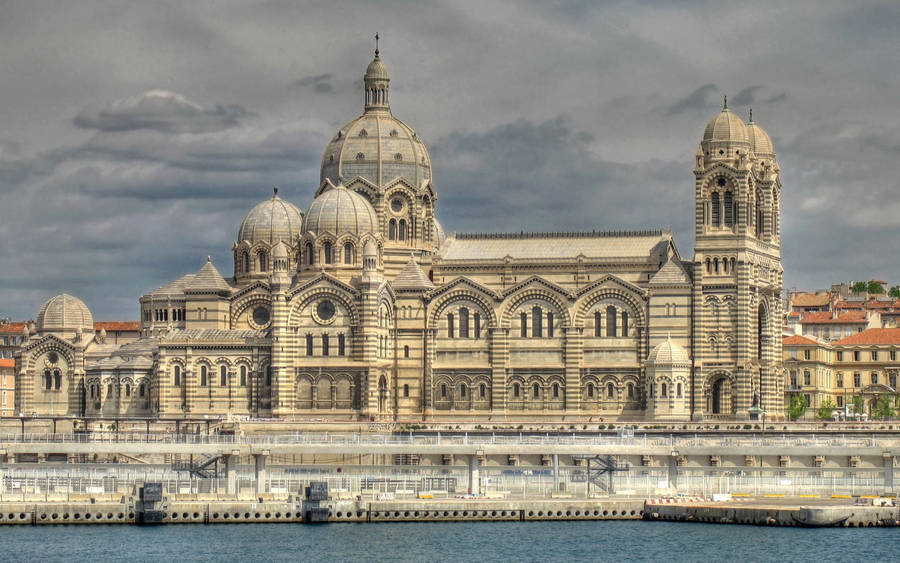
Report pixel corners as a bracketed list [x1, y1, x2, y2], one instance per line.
[705, 371, 735, 415]
[500, 286, 571, 328]
[428, 286, 498, 329]
[289, 287, 359, 326]
[295, 372, 314, 409]
[574, 286, 645, 330]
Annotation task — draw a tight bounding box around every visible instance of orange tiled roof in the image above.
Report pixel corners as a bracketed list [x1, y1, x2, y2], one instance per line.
[792, 293, 831, 307]
[865, 300, 899, 309]
[0, 322, 30, 334]
[834, 328, 900, 346]
[0, 358, 14, 368]
[801, 311, 867, 324]
[94, 322, 140, 331]
[834, 300, 865, 310]
[783, 335, 821, 346]
[788, 312, 801, 318]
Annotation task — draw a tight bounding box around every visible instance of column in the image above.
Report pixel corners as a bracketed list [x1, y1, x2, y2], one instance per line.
[226, 451, 240, 496]
[254, 450, 269, 494]
[468, 454, 481, 496]
[668, 452, 678, 490]
[884, 452, 894, 494]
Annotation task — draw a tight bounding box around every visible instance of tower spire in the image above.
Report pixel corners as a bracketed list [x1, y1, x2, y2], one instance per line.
[723, 95, 728, 110]
[749, 108, 753, 123]
[375, 32, 379, 56]
[363, 34, 390, 112]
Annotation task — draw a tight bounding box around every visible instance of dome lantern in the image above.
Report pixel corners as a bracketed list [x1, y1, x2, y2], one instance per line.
[364, 33, 390, 113]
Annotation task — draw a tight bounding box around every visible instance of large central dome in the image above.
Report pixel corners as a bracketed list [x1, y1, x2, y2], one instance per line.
[320, 48, 432, 189]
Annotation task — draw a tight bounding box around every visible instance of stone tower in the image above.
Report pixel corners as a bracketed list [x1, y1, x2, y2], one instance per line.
[692, 101, 784, 420]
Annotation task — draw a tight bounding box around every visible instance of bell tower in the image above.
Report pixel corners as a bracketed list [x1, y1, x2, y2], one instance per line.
[692, 100, 784, 420]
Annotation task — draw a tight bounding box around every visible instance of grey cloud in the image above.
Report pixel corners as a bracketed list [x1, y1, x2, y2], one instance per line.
[666, 84, 718, 116]
[293, 73, 334, 93]
[73, 90, 250, 134]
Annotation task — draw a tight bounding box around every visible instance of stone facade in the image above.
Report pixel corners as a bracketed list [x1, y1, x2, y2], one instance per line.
[15, 47, 785, 421]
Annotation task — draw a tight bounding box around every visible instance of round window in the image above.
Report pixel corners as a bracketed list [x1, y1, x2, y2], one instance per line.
[717, 177, 727, 187]
[317, 300, 336, 321]
[48, 352, 59, 364]
[252, 306, 270, 326]
[390, 198, 403, 213]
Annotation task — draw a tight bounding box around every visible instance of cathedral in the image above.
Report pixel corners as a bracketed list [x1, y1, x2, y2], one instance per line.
[15, 46, 785, 422]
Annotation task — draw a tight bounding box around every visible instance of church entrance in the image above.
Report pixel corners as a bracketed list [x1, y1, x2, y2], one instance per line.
[710, 377, 733, 415]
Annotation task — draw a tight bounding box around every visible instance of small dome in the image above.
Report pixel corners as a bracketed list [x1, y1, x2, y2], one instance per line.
[303, 183, 378, 236]
[647, 336, 690, 366]
[363, 239, 378, 258]
[432, 218, 446, 248]
[702, 107, 748, 145]
[36, 294, 94, 333]
[365, 54, 390, 81]
[237, 189, 303, 246]
[746, 121, 775, 158]
[272, 241, 289, 260]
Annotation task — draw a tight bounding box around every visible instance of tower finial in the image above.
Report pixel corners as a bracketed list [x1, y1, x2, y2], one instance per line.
[273, 186, 279, 197]
[749, 107, 753, 122]
[723, 95, 728, 110]
[375, 32, 379, 56]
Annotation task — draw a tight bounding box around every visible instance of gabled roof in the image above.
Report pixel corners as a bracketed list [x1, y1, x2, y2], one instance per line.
[834, 328, 900, 346]
[791, 293, 831, 307]
[147, 273, 195, 296]
[393, 256, 433, 291]
[185, 259, 232, 293]
[649, 257, 691, 286]
[0, 322, 31, 334]
[783, 335, 822, 347]
[801, 311, 867, 324]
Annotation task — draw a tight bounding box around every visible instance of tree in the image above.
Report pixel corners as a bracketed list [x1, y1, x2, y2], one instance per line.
[867, 281, 885, 294]
[872, 394, 896, 420]
[789, 394, 808, 421]
[852, 281, 869, 294]
[890, 286, 900, 298]
[850, 394, 865, 417]
[816, 398, 837, 420]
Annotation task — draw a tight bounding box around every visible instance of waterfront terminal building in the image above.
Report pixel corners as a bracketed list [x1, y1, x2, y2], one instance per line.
[15, 48, 785, 422]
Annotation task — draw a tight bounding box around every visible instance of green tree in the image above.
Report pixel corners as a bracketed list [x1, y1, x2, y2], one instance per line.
[872, 394, 896, 420]
[789, 394, 808, 421]
[850, 394, 865, 417]
[867, 281, 885, 294]
[889, 286, 900, 298]
[852, 281, 869, 294]
[816, 398, 837, 420]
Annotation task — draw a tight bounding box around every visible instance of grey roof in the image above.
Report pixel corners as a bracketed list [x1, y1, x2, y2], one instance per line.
[186, 259, 232, 293]
[160, 329, 267, 345]
[303, 183, 378, 236]
[237, 192, 303, 246]
[36, 294, 94, 332]
[649, 257, 691, 286]
[439, 231, 672, 263]
[147, 273, 195, 297]
[393, 256, 434, 290]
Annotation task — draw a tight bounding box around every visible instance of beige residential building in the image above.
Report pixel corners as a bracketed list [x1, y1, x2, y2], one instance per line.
[0, 359, 15, 416]
[15, 46, 784, 422]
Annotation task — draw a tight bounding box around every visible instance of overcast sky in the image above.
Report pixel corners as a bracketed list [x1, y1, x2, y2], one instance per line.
[1, 0, 899, 320]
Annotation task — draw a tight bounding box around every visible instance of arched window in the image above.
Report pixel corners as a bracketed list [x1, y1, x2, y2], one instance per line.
[706, 258, 711, 274]
[125, 383, 131, 397]
[606, 306, 617, 337]
[513, 383, 521, 398]
[306, 334, 313, 356]
[480, 383, 486, 398]
[266, 366, 272, 386]
[243, 253, 250, 273]
[200, 365, 208, 386]
[389, 219, 397, 240]
[459, 308, 469, 338]
[714, 257, 719, 273]
[398, 219, 407, 241]
[139, 383, 146, 397]
[174, 365, 181, 386]
[520, 312, 527, 337]
[324, 242, 333, 265]
[220, 365, 227, 386]
[552, 382, 559, 398]
[404, 345, 409, 358]
[44, 369, 52, 390]
[107, 383, 113, 397]
[460, 384, 467, 398]
[533, 382, 540, 398]
[711, 192, 721, 227]
[547, 311, 554, 338]
[622, 311, 629, 337]
[240, 365, 247, 386]
[339, 334, 346, 356]
[474, 313, 481, 339]
[532, 306, 543, 338]
[724, 191, 734, 227]
[403, 384, 409, 398]
[258, 251, 267, 272]
[447, 313, 455, 338]
[627, 383, 635, 399]
[588, 383, 595, 398]
[53, 369, 61, 390]
[661, 383, 668, 398]
[441, 384, 447, 398]
[322, 334, 329, 356]
[344, 242, 354, 265]
[730, 257, 736, 272]
[607, 383, 614, 398]
[677, 383, 683, 398]
[594, 311, 602, 337]
[306, 243, 314, 266]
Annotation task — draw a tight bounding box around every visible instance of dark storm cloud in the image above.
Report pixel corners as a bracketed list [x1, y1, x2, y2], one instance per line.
[666, 84, 718, 116]
[0, 0, 899, 319]
[74, 90, 250, 134]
